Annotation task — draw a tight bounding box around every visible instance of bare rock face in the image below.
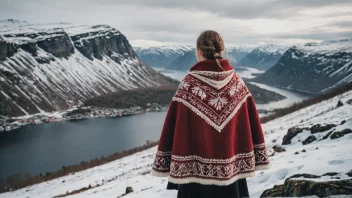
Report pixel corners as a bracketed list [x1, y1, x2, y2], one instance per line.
[36, 32, 74, 58]
[0, 39, 17, 61]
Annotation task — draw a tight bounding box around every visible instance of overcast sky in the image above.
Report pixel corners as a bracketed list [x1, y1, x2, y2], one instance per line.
[1, 0, 352, 47]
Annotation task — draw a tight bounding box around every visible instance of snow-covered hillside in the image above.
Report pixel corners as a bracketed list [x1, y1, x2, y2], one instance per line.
[254, 39, 352, 93]
[0, 19, 175, 117]
[238, 44, 289, 70]
[134, 45, 194, 68]
[2, 89, 352, 198]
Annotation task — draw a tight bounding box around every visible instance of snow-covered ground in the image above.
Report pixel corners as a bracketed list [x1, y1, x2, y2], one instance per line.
[2, 89, 351, 198]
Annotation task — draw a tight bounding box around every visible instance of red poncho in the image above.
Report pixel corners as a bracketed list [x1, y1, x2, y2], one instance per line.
[151, 59, 271, 186]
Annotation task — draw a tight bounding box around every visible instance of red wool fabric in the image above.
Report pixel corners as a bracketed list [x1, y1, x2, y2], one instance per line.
[151, 59, 271, 186]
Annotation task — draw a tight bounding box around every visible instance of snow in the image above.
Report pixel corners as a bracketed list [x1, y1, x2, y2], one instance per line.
[254, 44, 289, 55]
[134, 45, 194, 57]
[298, 39, 352, 56]
[2, 88, 352, 198]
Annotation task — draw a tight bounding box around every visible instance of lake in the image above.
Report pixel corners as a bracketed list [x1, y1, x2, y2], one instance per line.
[0, 112, 166, 179]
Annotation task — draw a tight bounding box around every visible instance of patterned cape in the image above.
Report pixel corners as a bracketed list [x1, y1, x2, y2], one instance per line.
[151, 59, 271, 186]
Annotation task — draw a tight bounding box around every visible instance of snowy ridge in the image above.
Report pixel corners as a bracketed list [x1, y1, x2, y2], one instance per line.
[297, 39, 352, 56]
[135, 44, 194, 57]
[254, 44, 289, 55]
[1, 90, 352, 198]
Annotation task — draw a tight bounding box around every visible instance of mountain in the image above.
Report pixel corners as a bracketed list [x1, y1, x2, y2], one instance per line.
[2, 84, 352, 197]
[165, 50, 197, 70]
[0, 19, 176, 117]
[134, 45, 194, 68]
[254, 39, 352, 93]
[136, 45, 252, 71]
[226, 46, 252, 63]
[238, 44, 289, 70]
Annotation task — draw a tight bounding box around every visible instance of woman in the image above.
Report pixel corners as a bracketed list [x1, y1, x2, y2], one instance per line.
[151, 30, 271, 198]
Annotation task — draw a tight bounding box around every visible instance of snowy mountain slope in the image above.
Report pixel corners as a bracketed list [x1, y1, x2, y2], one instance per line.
[225, 46, 253, 63]
[0, 20, 175, 117]
[134, 45, 194, 68]
[238, 44, 289, 70]
[1, 89, 352, 198]
[254, 39, 352, 93]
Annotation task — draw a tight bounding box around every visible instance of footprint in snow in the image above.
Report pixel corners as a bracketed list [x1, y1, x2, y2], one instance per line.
[328, 160, 345, 165]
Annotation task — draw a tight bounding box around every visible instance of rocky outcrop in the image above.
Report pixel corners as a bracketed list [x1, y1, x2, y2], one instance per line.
[71, 26, 135, 60]
[261, 174, 352, 197]
[282, 124, 341, 145]
[282, 127, 309, 145]
[0, 38, 17, 61]
[330, 129, 352, 139]
[302, 135, 317, 145]
[310, 124, 336, 134]
[37, 32, 74, 58]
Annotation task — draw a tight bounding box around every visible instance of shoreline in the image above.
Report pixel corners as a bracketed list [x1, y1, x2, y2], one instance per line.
[0, 140, 159, 193]
[0, 104, 168, 132]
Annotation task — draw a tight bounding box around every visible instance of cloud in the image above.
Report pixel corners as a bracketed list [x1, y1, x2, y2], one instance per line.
[0, 0, 351, 47]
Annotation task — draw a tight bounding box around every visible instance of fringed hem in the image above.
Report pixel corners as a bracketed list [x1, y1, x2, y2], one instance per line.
[151, 169, 169, 177]
[255, 164, 272, 170]
[168, 171, 256, 186]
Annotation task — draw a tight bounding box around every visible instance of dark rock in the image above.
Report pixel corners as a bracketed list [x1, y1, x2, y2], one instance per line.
[19, 42, 37, 56]
[261, 174, 352, 197]
[272, 139, 277, 143]
[282, 127, 309, 145]
[316, 147, 319, 150]
[282, 178, 352, 197]
[347, 99, 352, 105]
[37, 33, 74, 58]
[260, 185, 283, 197]
[347, 170, 352, 177]
[273, 145, 286, 153]
[302, 149, 306, 152]
[294, 151, 299, 155]
[125, 186, 133, 194]
[341, 120, 346, 125]
[337, 100, 344, 108]
[321, 131, 334, 140]
[0, 39, 17, 61]
[330, 129, 352, 139]
[322, 172, 339, 177]
[310, 124, 336, 134]
[302, 135, 317, 145]
[288, 174, 320, 179]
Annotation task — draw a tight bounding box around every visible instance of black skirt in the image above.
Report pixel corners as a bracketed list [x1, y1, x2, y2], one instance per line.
[167, 179, 250, 198]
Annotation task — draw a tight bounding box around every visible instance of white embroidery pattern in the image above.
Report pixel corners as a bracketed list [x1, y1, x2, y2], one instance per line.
[152, 151, 172, 172]
[172, 70, 251, 132]
[191, 87, 207, 100]
[152, 148, 270, 182]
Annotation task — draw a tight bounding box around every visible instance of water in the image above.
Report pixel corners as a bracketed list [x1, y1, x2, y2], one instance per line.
[0, 112, 166, 179]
